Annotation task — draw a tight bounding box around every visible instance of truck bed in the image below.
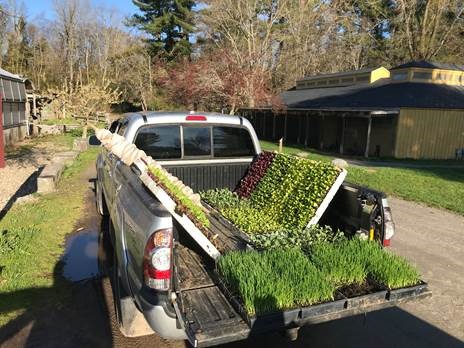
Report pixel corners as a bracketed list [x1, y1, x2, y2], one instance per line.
[174, 244, 431, 348]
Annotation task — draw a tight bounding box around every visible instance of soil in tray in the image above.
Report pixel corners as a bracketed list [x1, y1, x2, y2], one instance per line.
[338, 279, 385, 298]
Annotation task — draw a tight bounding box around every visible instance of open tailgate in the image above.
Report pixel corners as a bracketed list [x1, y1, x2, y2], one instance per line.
[174, 245, 431, 348]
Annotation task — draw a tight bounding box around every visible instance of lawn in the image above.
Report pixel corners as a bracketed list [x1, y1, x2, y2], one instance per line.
[0, 147, 99, 326]
[260, 140, 464, 215]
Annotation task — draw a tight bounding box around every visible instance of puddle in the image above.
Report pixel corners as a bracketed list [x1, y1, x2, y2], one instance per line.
[62, 229, 100, 282]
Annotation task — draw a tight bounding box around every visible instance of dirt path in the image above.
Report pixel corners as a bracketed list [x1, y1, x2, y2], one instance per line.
[1, 162, 463, 347]
[0, 136, 73, 214]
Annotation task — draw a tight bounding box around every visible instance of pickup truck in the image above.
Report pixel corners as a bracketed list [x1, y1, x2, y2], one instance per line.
[95, 111, 427, 347]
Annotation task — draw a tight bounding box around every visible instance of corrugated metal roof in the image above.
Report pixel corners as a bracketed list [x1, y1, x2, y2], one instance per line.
[279, 80, 464, 110]
[391, 60, 464, 72]
[0, 68, 23, 81]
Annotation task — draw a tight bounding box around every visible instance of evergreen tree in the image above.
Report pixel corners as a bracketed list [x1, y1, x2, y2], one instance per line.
[129, 0, 195, 60]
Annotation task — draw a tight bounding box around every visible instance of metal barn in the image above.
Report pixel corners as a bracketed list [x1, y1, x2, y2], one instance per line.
[242, 61, 464, 160]
[0, 68, 28, 145]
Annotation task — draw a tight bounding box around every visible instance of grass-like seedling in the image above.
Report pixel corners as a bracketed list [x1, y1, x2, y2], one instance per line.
[148, 165, 210, 229]
[366, 244, 421, 289]
[310, 239, 368, 286]
[310, 240, 421, 290]
[218, 249, 335, 316]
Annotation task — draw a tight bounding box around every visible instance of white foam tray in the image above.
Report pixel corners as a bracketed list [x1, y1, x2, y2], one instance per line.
[133, 159, 221, 260]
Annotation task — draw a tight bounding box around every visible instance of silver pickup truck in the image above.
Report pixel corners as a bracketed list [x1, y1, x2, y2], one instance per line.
[95, 111, 418, 347]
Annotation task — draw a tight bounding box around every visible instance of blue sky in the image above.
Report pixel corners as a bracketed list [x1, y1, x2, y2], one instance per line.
[25, 0, 139, 21]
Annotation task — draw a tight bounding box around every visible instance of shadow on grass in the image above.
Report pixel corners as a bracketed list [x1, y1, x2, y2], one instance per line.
[0, 213, 114, 347]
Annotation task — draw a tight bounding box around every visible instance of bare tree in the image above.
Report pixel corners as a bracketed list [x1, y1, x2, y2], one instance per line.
[395, 0, 464, 60]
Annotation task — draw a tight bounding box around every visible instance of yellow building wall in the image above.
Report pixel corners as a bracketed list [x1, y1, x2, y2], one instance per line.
[395, 108, 464, 159]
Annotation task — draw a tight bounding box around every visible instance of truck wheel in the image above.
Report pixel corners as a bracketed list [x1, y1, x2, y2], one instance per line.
[96, 178, 109, 216]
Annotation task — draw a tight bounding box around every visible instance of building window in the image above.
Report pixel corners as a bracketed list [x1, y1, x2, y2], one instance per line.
[328, 79, 339, 85]
[341, 77, 354, 83]
[316, 80, 327, 86]
[413, 71, 432, 80]
[392, 72, 407, 81]
[356, 75, 369, 82]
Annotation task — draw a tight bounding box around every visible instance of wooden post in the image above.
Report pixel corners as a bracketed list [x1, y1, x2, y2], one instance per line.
[284, 114, 288, 141]
[304, 113, 309, 147]
[0, 94, 5, 168]
[272, 113, 276, 139]
[319, 114, 325, 150]
[365, 116, 372, 158]
[262, 111, 266, 137]
[278, 138, 283, 153]
[339, 115, 345, 155]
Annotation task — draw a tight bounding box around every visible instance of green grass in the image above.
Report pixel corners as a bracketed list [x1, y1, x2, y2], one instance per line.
[5, 133, 78, 160]
[0, 148, 99, 326]
[347, 166, 464, 215]
[218, 249, 335, 316]
[260, 140, 331, 162]
[260, 140, 464, 215]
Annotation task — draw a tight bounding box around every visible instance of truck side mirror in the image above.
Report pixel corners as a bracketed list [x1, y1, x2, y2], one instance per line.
[88, 135, 101, 146]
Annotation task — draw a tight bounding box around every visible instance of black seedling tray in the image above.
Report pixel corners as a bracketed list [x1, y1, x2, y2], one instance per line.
[341, 278, 388, 309]
[214, 271, 302, 330]
[387, 281, 428, 301]
[300, 292, 347, 319]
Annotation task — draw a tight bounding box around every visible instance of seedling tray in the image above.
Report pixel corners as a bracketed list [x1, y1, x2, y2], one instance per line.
[133, 159, 222, 260]
[387, 281, 428, 301]
[214, 270, 302, 330]
[341, 278, 388, 309]
[299, 292, 347, 319]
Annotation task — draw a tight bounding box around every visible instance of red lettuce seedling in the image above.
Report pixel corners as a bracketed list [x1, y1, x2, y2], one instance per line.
[235, 151, 276, 198]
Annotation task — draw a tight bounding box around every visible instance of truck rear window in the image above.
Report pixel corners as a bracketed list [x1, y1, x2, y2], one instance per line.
[134, 125, 255, 160]
[213, 126, 254, 157]
[134, 125, 181, 159]
[184, 127, 211, 156]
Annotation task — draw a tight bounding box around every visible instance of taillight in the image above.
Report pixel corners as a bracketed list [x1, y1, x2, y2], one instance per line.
[143, 228, 173, 291]
[382, 202, 395, 247]
[185, 115, 207, 121]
